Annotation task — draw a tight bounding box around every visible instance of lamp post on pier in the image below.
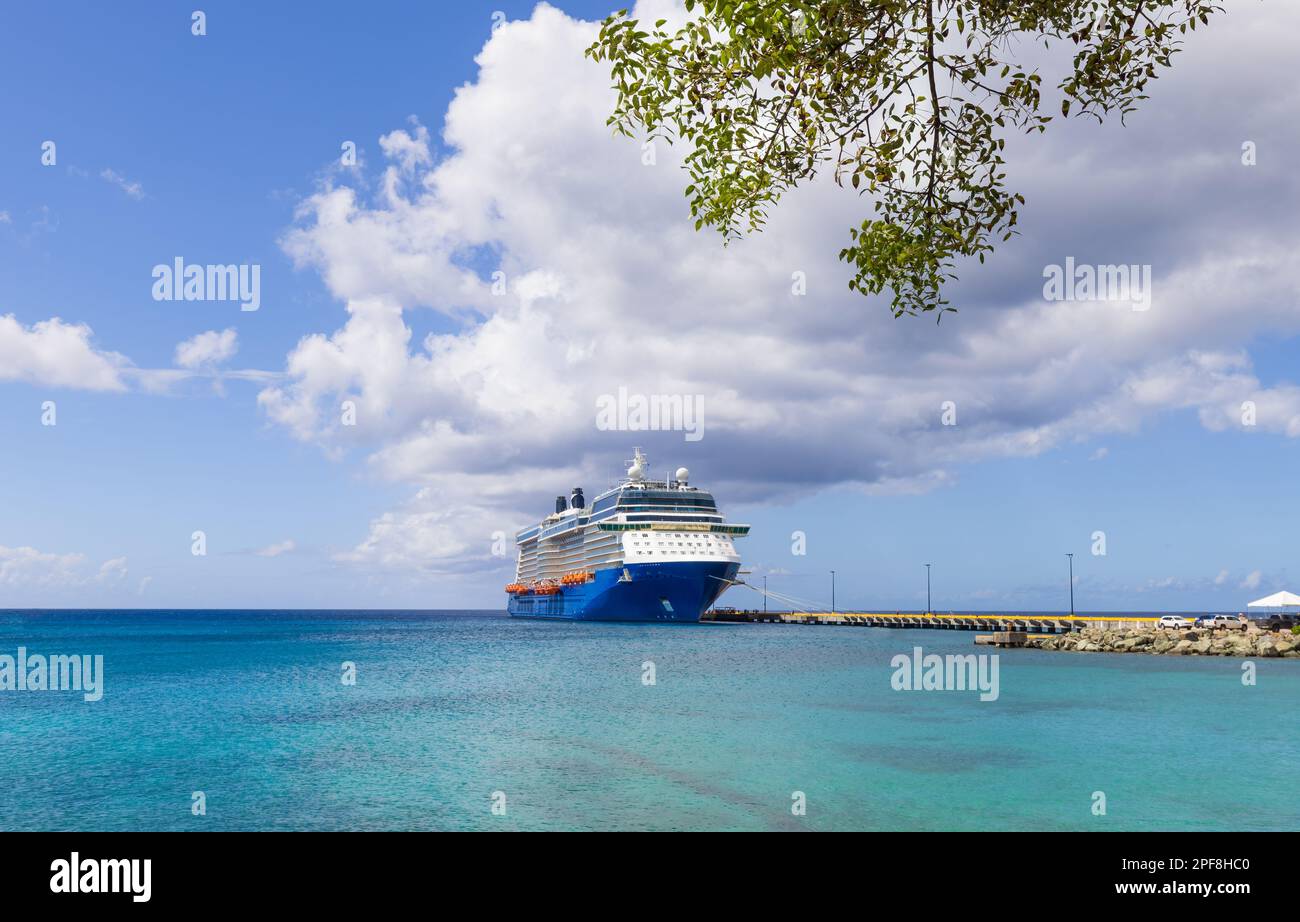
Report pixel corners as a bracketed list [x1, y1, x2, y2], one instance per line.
[1066, 553, 1075, 617]
[925, 563, 932, 616]
[830, 570, 836, 615]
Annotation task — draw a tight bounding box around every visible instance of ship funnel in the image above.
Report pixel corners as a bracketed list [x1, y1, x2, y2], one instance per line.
[570, 487, 585, 509]
[555, 495, 566, 514]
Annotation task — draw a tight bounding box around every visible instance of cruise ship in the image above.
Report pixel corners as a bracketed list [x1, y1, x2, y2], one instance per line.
[506, 449, 748, 621]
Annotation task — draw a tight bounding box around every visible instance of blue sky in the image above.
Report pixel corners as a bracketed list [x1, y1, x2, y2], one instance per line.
[2, 1, 1298, 611]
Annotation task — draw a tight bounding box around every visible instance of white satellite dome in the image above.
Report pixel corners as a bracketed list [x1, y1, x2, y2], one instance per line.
[675, 466, 690, 484]
[627, 447, 647, 481]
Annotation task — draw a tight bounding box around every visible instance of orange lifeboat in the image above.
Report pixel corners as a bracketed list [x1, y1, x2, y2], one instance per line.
[504, 582, 527, 594]
[533, 580, 560, 595]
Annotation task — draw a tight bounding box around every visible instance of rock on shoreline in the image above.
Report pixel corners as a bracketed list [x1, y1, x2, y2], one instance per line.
[1028, 626, 1300, 657]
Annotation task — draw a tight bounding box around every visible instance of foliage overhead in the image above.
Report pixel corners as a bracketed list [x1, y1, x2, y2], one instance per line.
[586, 1, 1222, 319]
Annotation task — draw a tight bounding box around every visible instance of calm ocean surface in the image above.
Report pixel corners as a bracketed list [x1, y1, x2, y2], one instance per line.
[0, 609, 1295, 831]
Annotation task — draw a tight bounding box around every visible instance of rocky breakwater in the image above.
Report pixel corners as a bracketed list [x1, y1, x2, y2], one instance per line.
[1028, 625, 1300, 657]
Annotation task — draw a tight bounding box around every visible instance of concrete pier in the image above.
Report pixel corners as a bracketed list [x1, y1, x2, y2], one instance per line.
[705, 610, 1160, 632]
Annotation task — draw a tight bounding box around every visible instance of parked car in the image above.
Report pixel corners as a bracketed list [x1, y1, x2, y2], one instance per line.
[1158, 615, 1192, 630]
[1209, 614, 1248, 631]
[1193, 615, 1216, 629]
[1257, 614, 1296, 632]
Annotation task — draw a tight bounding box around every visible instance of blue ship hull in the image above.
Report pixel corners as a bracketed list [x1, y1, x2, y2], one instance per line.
[508, 560, 740, 622]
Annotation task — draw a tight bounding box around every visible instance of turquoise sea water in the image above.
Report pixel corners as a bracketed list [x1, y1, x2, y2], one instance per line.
[0, 610, 1295, 831]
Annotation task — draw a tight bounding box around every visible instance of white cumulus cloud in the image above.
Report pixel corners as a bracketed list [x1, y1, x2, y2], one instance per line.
[260, 1, 1300, 574]
[0, 313, 129, 391]
[256, 539, 296, 558]
[0, 545, 128, 590]
[96, 556, 129, 583]
[175, 328, 239, 369]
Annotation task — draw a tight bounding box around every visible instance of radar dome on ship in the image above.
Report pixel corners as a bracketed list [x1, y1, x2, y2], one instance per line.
[627, 447, 647, 481]
[675, 467, 689, 484]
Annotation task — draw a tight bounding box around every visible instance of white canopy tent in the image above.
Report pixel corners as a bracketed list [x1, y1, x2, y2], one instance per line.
[1247, 590, 1300, 608]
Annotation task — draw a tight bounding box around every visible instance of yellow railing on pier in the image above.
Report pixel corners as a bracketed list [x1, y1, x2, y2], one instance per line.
[788, 612, 1163, 623]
